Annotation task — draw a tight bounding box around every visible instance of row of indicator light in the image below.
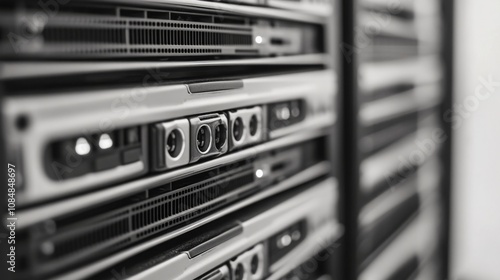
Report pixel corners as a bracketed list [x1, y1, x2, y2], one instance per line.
[74, 133, 114, 156]
[274, 101, 302, 121]
[71, 100, 303, 158]
[277, 229, 302, 249]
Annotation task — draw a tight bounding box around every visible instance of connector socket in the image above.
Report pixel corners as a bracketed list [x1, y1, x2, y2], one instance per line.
[189, 113, 228, 163]
[151, 119, 190, 171]
[228, 106, 263, 151]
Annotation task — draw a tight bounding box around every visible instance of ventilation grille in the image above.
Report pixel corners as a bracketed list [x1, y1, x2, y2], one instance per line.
[43, 24, 253, 47]
[43, 27, 127, 44]
[38, 161, 254, 262]
[128, 29, 252, 46]
[4, 4, 322, 59]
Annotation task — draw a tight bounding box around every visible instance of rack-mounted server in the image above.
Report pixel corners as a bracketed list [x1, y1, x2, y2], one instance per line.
[0, 0, 341, 279]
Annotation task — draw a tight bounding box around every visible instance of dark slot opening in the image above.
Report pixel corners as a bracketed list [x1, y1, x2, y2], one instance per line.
[4, 65, 325, 95]
[120, 9, 145, 18]
[234, 49, 260, 54]
[271, 162, 288, 172]
[198, 114, 220, 121]
[147, 11, 170, 20]
[270, 38, 289, 45]
[57, 5, 117, 16]
[362, 83, 415, 103]
[171, 12, 213, 23]
[214, 16, 247, 25]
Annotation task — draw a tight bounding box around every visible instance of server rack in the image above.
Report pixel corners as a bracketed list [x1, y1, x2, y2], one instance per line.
[0, 0, 456, 279]
[341, 0, 453, 279]
[0, 1, 342, 280]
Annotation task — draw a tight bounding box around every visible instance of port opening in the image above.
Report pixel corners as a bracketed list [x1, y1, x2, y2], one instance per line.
[249, 114, 259, 136]
[214, 123, 228, 150]
[166, 128, 185, 160]
[234, 263, 245, 280]
[196, 124, 212, 154]
[250, 254, 259, 274]
[232, 117, 244, 142]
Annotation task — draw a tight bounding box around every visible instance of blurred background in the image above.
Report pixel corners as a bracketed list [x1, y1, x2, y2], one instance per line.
[452, 0, 500, 280]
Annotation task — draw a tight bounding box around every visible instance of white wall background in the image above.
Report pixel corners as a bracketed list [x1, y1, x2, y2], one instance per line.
[452, 0, 500, 279]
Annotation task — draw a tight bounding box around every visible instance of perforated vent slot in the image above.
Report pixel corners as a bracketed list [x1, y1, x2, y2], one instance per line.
[43, 27, 126, 44]
[34, 161, 255, 266]
[129, 29, 252, 46]
[3, 4, 323, 59]
[129, 48, 221, 54]
[131, 170, 254, 231]
[50, 218, 129, 258]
